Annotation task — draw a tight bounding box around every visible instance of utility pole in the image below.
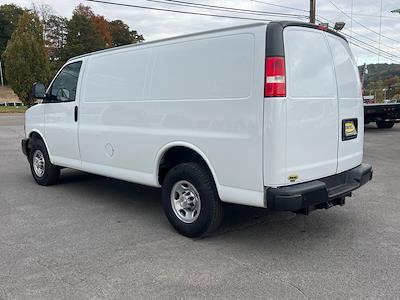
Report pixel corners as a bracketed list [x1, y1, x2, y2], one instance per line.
[360, 63, 368, 94]
[309, 0, 316, 23]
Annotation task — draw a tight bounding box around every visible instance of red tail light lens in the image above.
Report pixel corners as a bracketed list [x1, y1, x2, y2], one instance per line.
[265, 56, 286, 97]
[318, 24, 328, 31]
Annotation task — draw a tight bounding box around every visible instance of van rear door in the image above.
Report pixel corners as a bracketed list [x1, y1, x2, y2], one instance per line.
[326, 35, 363, 173]
[283, 26, 339, 184]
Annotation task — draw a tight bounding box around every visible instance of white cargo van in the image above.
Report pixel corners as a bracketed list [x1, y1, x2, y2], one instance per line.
[23, 21, 372, 237]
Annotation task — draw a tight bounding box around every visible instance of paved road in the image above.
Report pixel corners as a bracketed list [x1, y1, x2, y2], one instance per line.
[0, 114, 399, 299]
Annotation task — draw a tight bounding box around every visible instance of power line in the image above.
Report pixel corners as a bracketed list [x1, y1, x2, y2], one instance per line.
[85, 0, 304, 22]
[316, 16, 400, 62]
[322, 11, 400, 20]
[346, 37, 400, 63]
[347, 29, 399, 52]
[161, 0, 307, 18]
[317, 15, 400, 56]
[355, 19, 400, 45]
[326, 0, 400, 45]
[85, 0, 272, 21]
[342, 31, 400, 60]
[319, 15, 400, 54]
[347, 40, 400, 64]
[330, 28, 400, 63]
[86, 0, 400, 63]
[248, 0, 308, 13]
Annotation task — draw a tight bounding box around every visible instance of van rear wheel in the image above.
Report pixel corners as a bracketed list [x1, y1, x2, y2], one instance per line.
[29, 138, 60, 186]
[376, 121, 395, 129]
[161, 162, 223, 237]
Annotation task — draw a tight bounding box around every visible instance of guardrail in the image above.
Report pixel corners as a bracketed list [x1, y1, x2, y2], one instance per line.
[0, 102, 23, 107]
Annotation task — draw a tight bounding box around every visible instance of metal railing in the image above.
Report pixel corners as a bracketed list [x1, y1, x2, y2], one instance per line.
[0, 102, 24, 107]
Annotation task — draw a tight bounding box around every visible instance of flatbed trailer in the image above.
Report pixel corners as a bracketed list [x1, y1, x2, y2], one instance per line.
[364, 103, 400, 128]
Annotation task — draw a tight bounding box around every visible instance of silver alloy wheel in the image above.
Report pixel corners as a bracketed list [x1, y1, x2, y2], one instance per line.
[170, 180, 201, 223]
[33, 150, 45, 178]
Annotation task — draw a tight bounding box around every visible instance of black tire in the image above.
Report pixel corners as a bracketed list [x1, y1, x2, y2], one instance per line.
[376, 121, 395, 129]
[162, 162, 223, 238]
[29, 138, 60, 186]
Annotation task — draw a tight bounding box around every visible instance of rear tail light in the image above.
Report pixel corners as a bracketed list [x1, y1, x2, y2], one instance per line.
[318, 24, 329, 31]
[265, 56, 286, 97]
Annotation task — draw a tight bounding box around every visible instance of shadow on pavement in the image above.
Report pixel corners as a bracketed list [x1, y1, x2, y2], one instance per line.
[56, 169, 349, 243]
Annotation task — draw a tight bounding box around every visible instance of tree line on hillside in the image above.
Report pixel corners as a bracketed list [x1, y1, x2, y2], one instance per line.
[0, 3, 144, 104]
[359, 64, 400, 101]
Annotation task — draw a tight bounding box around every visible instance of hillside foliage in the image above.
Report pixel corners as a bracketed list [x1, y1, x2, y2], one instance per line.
[360, 64, 400, 101]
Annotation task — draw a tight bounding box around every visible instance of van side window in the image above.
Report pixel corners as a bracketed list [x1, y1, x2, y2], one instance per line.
[49, 62, 82, 102]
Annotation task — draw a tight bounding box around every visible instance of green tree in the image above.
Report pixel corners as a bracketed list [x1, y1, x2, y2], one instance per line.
[109, 19, 144, 47]
[32, 4, 68, 77]
[61, 4, 105, 61]
[2, 12, 49, 104]
[44, 15, 68, 76]
[0, 4, 24, 55]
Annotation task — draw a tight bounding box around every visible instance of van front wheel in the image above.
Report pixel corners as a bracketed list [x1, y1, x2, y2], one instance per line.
[161, 163, 223, 237]
[29, 138, 60, 186]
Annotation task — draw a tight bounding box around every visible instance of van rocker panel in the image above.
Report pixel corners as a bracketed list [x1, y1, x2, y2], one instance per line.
[266, 163, 372, 212]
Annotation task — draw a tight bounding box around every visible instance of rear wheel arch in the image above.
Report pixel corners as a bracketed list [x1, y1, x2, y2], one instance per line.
[156, 143, 220, 190]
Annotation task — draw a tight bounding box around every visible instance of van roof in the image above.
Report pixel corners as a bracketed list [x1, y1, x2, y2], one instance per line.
[67, 21, 347, 62]
[67, 22, 267, 62]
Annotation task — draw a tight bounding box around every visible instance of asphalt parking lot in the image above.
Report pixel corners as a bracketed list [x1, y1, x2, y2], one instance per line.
[0, 113, 399, 299]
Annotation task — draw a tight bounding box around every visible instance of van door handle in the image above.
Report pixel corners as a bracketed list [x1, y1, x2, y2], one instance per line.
[74, 106, 78, 122]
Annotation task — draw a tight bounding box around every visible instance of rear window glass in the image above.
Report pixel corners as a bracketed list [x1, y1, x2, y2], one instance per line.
[284, 28, 336, 98]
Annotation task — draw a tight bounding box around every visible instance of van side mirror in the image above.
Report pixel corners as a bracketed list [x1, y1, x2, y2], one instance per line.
[32, 82, 47, 99]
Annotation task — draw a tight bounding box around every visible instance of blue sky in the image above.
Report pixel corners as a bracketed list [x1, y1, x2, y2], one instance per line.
[3, 0, 400, 65]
